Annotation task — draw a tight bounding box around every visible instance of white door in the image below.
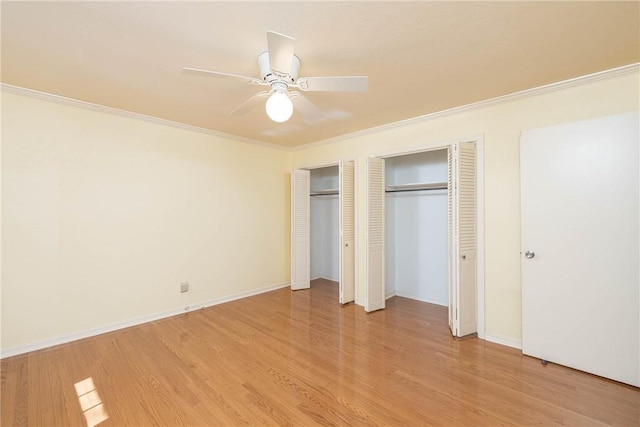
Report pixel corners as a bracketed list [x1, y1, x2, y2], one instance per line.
[339, 160, 356, 304]
[366, 157, 385, 312]
[449, 142, 478, 337]
[521, 112, 639, 387]
[291, 169, 310, 290]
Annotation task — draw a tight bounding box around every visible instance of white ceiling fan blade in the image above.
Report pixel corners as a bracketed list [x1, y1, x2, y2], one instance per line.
[266, 31, 296, 75]
[297, 76, 368, 92]
[183, 67, 265, 85]
[230, 91, 269, 116]
[289, 91, 324, 122]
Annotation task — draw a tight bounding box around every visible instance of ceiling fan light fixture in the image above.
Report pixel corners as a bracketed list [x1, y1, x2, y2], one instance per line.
[184, 31, 368, 124]
[265, 89, 293, 123]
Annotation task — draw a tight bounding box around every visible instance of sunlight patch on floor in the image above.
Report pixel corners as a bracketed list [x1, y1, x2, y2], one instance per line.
[74, 377, 108, 427]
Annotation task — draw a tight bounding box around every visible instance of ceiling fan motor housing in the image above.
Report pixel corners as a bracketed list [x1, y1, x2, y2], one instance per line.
[258, 52, 300, 84]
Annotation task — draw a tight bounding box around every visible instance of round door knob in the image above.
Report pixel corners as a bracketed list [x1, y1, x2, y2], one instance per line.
[525, 250, 535, 259]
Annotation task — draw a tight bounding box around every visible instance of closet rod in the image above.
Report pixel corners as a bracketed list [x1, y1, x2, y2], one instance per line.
[385, 187, 447, 193]
[385, 181, 448, 193]
[310, 192, 339, 196]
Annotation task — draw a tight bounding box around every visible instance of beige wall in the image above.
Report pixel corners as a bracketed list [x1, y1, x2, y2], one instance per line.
[292, 72, 639, 344]
[2, 70, 637, 353]
[1, 91, 291, 352]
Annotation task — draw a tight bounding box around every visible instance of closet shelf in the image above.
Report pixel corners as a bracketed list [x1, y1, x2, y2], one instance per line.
[310, 189, 339, 196]
[385, 181, 448, 192]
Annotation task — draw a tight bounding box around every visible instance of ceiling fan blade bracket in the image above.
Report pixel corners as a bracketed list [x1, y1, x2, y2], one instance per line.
[296, 78, 310, 91]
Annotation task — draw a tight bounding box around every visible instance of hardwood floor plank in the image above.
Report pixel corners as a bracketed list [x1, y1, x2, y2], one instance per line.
[2, 278, 638, 426]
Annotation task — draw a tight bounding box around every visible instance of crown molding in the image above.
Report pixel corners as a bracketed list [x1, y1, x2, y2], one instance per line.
[0, 84, 290, 152]
[3, 63, 638, 153]
[291, 62, 640, 151]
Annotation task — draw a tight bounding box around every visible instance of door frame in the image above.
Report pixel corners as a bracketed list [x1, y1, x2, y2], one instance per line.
[293, 159, 358, 303]
[371, 135, 485, 339]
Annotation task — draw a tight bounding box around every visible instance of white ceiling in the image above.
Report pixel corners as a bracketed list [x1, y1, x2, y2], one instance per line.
[2, 1, 638, 148]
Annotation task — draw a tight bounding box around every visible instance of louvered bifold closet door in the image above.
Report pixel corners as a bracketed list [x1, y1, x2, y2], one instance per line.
[447, 148, 456, 333]
[339, 160, 356, 304]
[291, 169, 310, 290]
[366, 157, 385, 312]
[456, 142, 477, 336]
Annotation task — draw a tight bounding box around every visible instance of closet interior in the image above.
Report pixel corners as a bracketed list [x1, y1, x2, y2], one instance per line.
[385, 149, 449, 306]
[310, 166, 339, 283]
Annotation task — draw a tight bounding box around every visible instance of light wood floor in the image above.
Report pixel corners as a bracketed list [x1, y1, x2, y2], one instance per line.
[2, 279, 639, 426]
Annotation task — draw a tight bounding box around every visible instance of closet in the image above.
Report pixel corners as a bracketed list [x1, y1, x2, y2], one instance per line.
[366, 141, 477, 337]
[291, 161, 355, 303]
[310, 166, 339, 283]
[385, 149, 449, 306]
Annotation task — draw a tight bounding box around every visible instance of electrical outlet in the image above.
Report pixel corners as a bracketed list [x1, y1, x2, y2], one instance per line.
[180, 282, 189, 293]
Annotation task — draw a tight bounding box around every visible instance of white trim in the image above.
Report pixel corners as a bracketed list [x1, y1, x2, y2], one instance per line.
[302, 162, 340, 170]
[292, 63, 640, 152]
[475, 135, 486, 340]
[296, 158, 357, 171]
[311, 275, 339, 283]
[484, 333, 523, 350]
[1, 283, 289, 359]
[0, 84, 289, 152]
[372, 135, 477, 160]
[386, 291, 396, 300]
[395, 292, 448, 307]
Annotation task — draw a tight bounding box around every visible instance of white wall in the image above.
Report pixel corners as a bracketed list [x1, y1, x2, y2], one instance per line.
[1, 90, 291, 354]
[391, 191, 448, 304]
[310, 196, 339, 281]
[385, 149, 448, 185]
[310, 165, 339, 192]
[310, 166, 339, 282]
[292, 69, 640, 345]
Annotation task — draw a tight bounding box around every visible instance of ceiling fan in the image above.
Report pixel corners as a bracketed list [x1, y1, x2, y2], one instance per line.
[183, 31, 368, 123]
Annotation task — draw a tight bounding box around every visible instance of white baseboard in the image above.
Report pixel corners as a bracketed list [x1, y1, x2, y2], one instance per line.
[395, 292, 448, 307]
[311, 276, 339, 283]
[1, 283, 289, 359]
[483, 333, 522, 350]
